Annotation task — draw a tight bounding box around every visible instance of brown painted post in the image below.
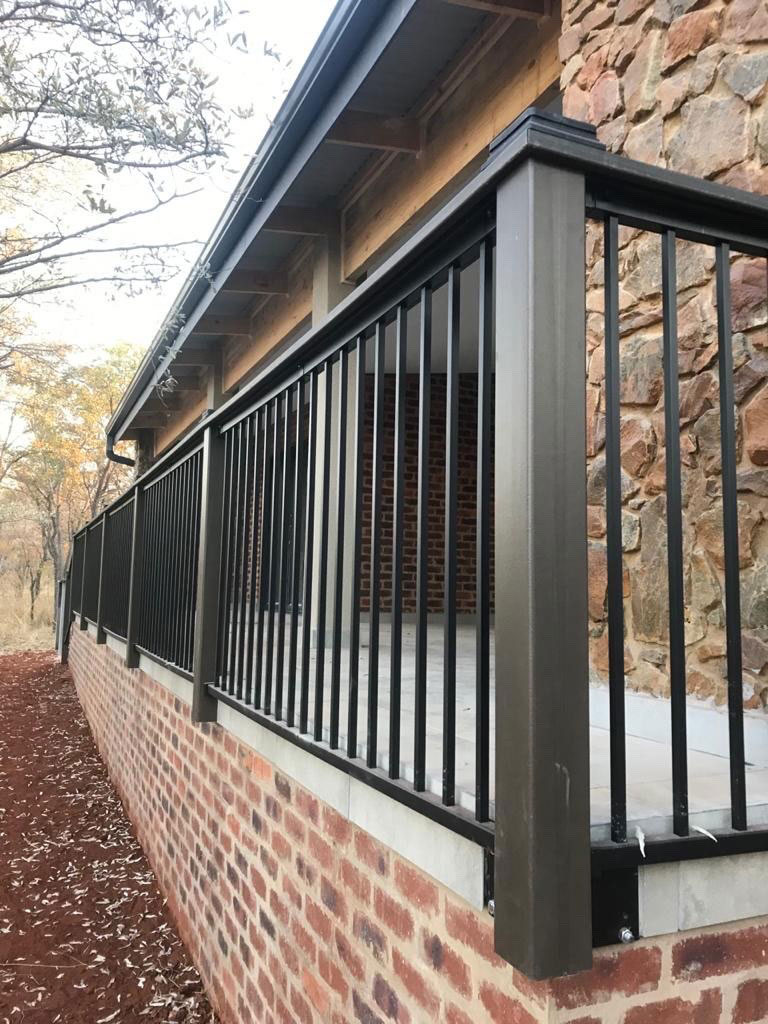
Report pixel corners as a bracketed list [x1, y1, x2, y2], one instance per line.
[192, 423, 226, 723]
[493, 123, 592, 978]
[125, 488, 144, 669]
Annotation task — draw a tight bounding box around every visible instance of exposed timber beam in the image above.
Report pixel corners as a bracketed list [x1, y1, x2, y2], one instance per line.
[327, 110, 422, 153]
[164, 376, 203, 391]
[171, 346, 219, 365]
[264, 205, 337, 236]
[131, 414, 171, 429]
[221, 270, 290, 295]
[193, 316, 252, 337]
[439, 0, 549, 17]
[142, 395, 181, 412]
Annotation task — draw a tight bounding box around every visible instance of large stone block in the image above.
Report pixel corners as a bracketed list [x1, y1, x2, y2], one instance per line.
[623, 31, 664, 120]
[662, 9, 721, 72]
[722, 0, 768, 43]
[745, 385, 768, 465]
[667, 95, 749, 178]
[620, 334, 663, 405]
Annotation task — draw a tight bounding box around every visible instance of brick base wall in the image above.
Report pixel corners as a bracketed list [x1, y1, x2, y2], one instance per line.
[70, 628, 768, 1024]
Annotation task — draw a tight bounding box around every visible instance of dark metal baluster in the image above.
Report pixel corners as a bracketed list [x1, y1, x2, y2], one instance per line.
[174, 460, 190, 668]
[662, 230, 689, 837]
[168, 470, 181, 663]
[476, 239, 492, 822]
[347, 337, 365, 759]
[414, 286, 432, 791]
[254, 408, 270, 708]
[300, 373, 318, 735]
[368, 323, 385, 769]
[157, 479, 170, 658]
[443, 264, 460, 806]
[604, 215, 627, 844]
[218, 432, 235, 687]
[135, 492, 149, 651]
[228, 423, 246, 694]
[389, 307, 406, 779]
[315, 364, 333, 742]
[275, 390, 292, 719]
[331, 349, 349, 749]
[188, 454, 203, 674]
[243, 415, 261, 705]
[142, 489, 154, 652]
[287, 381, 305, 727]
[236, 418, 254, 700]
[716, 242, 748, 832]
[265, 400, 281, 714]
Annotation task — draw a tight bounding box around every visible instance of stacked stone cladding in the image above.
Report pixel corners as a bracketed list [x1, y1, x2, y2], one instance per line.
[562, 0, 768, 705]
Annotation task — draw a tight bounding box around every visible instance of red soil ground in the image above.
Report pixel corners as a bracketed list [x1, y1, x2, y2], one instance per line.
[0, 650, 218, 1024]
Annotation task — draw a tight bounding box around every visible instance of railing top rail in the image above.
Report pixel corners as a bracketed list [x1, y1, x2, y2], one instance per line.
[77, 107, 768, 536]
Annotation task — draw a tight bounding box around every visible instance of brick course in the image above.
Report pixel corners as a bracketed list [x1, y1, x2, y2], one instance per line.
[70, 629, 768, 1023]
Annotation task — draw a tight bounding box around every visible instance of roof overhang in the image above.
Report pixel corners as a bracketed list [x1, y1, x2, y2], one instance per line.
[108, 0, 554, 449]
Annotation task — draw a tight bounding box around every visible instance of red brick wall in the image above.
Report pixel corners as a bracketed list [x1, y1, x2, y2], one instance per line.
[70, 628, 768, 1024]
[360, 373, 495, 615]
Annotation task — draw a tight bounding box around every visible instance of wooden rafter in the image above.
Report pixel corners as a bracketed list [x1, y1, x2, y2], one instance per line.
[220, 270, 290, 295]
[327, 110, 422, 153]
[171, 345, 220, 364]
[130, 413, 171, 428]
[439, 0, 549, 17]
[163, 376, 202, 391]
[264, 205, 336, 236]
[340, 15, 514, 214]
[142, 395, 181, 412]
[193, 316, 252, 337]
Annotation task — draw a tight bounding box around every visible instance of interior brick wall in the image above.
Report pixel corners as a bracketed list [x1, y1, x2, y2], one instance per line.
[70, 627, 768, 1024]
[359, 373, 495, 615]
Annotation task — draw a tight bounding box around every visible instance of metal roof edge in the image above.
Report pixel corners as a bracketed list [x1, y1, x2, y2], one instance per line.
[107, 0, 396, 442]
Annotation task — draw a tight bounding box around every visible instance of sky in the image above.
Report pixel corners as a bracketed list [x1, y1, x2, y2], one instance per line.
[25, 0, 338, 363]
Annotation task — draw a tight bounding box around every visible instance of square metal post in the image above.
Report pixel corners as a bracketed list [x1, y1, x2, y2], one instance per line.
[192, 423, 226, 723]
[493, 151, 591, 978]
[95, 512, 107, 644]
[125, 488, 144, 668]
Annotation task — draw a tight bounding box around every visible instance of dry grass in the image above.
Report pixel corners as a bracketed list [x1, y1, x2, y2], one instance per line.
[0, 573, 56, 653]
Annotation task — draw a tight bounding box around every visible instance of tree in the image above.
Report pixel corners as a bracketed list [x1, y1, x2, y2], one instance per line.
[0, 0, 249, 305]
[4, 343, 139, 616]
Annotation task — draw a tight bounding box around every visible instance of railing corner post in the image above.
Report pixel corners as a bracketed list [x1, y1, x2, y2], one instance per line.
[493, 141, 592, 979]
[192, 423, 225, 724]
[125, 487, 144, 669]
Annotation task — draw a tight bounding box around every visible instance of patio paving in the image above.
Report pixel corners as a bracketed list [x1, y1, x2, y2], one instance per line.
[252, 617, 768, 837]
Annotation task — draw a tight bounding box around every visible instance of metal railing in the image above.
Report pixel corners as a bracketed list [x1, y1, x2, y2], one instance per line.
[102, 497, 134, 640]
[64, 108, 768, 979]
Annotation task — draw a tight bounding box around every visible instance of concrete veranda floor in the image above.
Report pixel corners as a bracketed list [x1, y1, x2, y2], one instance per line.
[244, 617, 768, 837]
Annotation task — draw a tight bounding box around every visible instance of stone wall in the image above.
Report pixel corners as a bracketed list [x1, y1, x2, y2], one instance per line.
[562, 0, 768, 705]
[68, 626, 768, 1022]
